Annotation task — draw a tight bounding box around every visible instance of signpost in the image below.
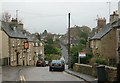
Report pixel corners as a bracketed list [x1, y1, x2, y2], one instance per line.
[78, 52, 86, 64]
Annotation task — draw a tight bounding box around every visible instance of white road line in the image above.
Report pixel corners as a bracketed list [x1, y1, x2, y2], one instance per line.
[20, 75, 23, 81]
[20, 75, 26, 83]
[22, 75, 26, 81]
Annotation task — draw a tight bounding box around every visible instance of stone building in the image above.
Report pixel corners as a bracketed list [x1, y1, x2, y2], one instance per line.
[1, 18, 44, 66]
[90, 11, 120, 66]
[0, 22, 9, 66]
[1, 20, 27, 66]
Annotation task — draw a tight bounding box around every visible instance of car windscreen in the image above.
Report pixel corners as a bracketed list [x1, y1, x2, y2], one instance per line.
[52, 60, 61, 64]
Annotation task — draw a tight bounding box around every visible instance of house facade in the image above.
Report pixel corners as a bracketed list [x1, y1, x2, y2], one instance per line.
[1, 20, 27, 66]
[33, 38, 44, 65]
[1, 18, 44, 66]
[0, 23, 9, 66]
[90, 11, 119, 66]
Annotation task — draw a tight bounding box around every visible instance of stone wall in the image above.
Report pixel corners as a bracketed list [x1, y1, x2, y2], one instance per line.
[105, 66, 117, 81]
[73, 63, 117, 81]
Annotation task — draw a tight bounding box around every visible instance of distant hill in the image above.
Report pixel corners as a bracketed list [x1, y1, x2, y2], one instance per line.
[61, 25, 92, 45]
[70, 25, 91, 39]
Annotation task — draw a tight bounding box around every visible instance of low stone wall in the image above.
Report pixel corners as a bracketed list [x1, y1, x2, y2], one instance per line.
[105, 66, 117, 81]
[73, 63, 117, 81]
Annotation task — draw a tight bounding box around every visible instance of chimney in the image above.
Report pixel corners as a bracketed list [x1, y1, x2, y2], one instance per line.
[118, 1, 120, 18]
[9, 18, 18, 28]
[11, 18, 18, 24]
[97, 17, 106, 32]
[110, 11, 119, 23]
[18, 22, 23, 31]
[10, 18, 24, 31]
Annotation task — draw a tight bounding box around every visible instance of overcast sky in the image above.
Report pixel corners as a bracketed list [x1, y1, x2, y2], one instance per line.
[1, 0, 119, 34]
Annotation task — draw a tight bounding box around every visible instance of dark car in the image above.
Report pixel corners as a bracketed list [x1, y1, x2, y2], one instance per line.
[49, 60, 65, 71]
[36, 60, 45, 67]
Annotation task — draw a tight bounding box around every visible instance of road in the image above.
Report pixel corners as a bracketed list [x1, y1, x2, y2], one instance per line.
[2, 66, 84, 82]
[60, 43, 68, 64]
[2, 66, 23, 81]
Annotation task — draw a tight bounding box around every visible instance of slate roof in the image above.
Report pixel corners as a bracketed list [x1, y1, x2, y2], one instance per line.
[26, 34, 34, 42]
[90, 23, 111, 40]
[1, 22, 26, 39]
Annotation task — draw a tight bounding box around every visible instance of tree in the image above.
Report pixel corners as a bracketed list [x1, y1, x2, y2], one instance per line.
[42, 30, 48, 36]
[2, 12, 11, 22]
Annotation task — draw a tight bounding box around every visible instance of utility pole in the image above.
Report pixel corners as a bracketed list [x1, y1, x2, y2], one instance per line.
[68, 13, 71, 69]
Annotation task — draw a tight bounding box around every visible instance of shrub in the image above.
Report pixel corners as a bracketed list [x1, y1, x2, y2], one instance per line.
[90, 58, 107, 65]
[95, 58, 107, 65]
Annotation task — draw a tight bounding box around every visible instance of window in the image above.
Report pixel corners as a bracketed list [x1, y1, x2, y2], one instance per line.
[17, 39, 20, 46]
[36, 43, 38, 46]
[91, 41, 93, 48]
[40, 43, 42, 46]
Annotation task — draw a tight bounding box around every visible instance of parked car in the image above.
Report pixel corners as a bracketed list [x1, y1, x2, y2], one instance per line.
[36, 60, 45, 67]
[49, 60, 65, 71]
[45, 61, 49, 66]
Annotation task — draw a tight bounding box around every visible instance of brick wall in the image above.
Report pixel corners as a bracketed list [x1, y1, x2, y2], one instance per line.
[73, 63, 117, 81]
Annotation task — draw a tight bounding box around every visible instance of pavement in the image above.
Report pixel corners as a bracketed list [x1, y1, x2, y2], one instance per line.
[65, 69, 98, 83]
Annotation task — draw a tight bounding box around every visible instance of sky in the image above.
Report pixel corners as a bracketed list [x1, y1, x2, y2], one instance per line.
[0, 0, 120, 34]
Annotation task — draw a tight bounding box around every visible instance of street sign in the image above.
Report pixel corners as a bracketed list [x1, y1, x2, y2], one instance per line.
[79, 52, 86, 58]
[78, 52, 86, 64]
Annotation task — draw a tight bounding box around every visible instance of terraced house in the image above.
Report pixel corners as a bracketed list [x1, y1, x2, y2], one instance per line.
[1, 18, 44, 66]
[90, 11, 120, 66]
[1, 19, 27, 66]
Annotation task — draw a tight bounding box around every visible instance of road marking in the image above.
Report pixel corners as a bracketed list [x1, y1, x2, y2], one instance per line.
[22, 75, 26, 81]
[20, 75, 26, 83]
